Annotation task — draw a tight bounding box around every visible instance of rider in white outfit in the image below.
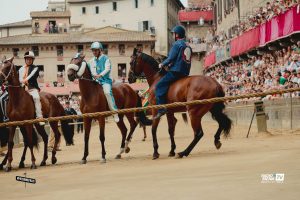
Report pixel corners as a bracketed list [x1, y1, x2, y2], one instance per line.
[19, 51, 45, 126]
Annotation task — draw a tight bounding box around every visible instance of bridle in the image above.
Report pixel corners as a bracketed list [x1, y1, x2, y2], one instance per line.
[69, 58, 96, 82]
[0, 61, 14, 82]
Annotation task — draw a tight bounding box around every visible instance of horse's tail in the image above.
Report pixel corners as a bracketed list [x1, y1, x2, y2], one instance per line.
[135, 92, 152, 126]
[210, 84, 232, 137]
[181, 113, 188, 125]
[60, 118, 74, 145]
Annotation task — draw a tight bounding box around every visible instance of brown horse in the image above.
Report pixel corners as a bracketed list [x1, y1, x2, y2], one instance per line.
[0, 58, 72, 171]
[128, 49, 232, 159]
[67, 57, 150, 163]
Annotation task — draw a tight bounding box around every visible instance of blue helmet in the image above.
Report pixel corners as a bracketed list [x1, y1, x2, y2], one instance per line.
[91, 41, 103, 50]
[171, 25, 186, 38]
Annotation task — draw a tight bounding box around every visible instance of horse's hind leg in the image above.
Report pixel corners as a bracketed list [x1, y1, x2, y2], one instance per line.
[115, 115, 127, 159]
[24, 125, 37, 170]
[81, 118, 92, 164]
[35, 124, 48, 166]
[19, 145, 28, 169]
[214, 126, 223, 149]
[124, 113, 138, 153]
[166, 112, 177, 157]
[49, 122, 61, 165]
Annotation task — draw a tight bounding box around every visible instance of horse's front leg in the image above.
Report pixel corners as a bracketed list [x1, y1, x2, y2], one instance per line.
[98, 117, 106, 163]
[151, 109, 161, 160]
[5, 126, 16, 172]
[166, 112, 177, 157]
[81, 118, 92, 164]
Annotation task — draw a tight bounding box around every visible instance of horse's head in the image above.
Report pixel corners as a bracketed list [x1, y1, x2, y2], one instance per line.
[67, 54, 90, 82]
[128, 48, 144, 83]
[0, 57, 15, 85]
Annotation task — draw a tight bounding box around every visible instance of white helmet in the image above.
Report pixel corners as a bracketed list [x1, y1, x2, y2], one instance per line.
[24, 51, 35, 59]
[90, 42, 103, 50]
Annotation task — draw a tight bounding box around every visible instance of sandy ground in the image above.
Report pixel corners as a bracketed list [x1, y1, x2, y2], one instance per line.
[0, 114, 299, 200]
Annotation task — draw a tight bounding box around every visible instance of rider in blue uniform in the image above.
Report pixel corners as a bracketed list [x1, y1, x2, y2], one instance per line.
[154, 25, 192, 119]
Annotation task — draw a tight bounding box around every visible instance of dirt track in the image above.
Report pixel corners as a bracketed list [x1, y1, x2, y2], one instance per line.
[0, 114, 299, 200]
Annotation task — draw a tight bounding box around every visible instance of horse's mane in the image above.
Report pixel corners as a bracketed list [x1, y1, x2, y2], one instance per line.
[140, 53, 159, 72]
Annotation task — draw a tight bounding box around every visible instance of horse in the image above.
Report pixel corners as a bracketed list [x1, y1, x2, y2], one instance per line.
[128, 48, 232, 159]
[0, 58, 73, 171]
[67, 57, 151, 163]
[0, 102, 9, 152]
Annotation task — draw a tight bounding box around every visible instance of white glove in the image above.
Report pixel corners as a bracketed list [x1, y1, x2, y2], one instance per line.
[159, 63, 163, 68]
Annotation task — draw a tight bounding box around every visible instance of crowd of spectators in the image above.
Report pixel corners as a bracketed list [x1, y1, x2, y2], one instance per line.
[205, 0, 300, 53]
[205, 42, 300, 102]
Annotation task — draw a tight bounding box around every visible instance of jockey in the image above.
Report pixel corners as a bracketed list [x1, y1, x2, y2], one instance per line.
[0, 83, 9, 121]
[19, 51, 45, 126]
[154, 25, 192, 119]
[88, 42, 120, 123]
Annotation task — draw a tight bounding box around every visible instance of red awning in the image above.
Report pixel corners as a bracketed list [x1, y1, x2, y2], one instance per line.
[178, 10, 213, 22]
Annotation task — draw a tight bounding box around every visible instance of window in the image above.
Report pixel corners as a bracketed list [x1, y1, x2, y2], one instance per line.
[37, 65, 44, 82]
[56, 45, 63, 56]
[57, 65, 65, 82]
[150, 0, 154, 6]
[115, 24, 122, 28]
[12, 48, 19, 57]
[77, 45, 84, 53]
[113, 2, 117, 11]
[32, 46, 39, 57]
[82, 7, 86, 14]
[102, 44, 108, 55]
[119, 44, 125, 55]
[118, 64, 126, 78]
[143, 21, 149, 31]
[135, 0, 138, 8]
[95, 6, 99, 14]
[217, 0, 222, 22]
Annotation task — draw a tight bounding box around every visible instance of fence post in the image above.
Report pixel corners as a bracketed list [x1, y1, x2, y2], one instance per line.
[254, 101, 268, 133]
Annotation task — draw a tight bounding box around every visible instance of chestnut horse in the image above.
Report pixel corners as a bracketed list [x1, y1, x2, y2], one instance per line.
[67, 57, 150, 163]
[0, 58, 72, 171]
[128, 49, 232, 159]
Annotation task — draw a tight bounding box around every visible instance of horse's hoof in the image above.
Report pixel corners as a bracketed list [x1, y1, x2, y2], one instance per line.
[175, 152, 184, 159]
[168, 152, 176, 157]
[100, 159, 106, 164]
[115, 155, 121, 159]
[152, 153, 160, 160]
[5, 167, 12, 172]
[142, 138, 146, 142]
[0, 164, 4, 170]
[81, 160, 87, 164]
[30, 165, 37, 170]
[19, 162, 25, 169]
[125, 147, 130, 154]
[215, 141, 222, 150]
[51, 157, 57, 165]
[40, 161, 46, 166]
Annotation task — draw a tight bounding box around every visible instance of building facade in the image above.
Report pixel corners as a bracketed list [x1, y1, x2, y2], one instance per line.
[67, 0, 184, 56]
[0, 26, 155, 83]
[0, 20, 32, 38]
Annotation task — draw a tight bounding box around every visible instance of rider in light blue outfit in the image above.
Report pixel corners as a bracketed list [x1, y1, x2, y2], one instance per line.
[88, 42, 119, 123]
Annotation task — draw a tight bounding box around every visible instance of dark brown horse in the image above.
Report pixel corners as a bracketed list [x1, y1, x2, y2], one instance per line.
[67, 57, 150, 163]
[0, 102, 9, 151]
[128, 49, 232, 159]
[0, 58, 72, 171]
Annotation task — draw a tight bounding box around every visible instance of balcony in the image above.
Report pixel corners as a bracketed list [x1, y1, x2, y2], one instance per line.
[178, 10, 213, 22]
